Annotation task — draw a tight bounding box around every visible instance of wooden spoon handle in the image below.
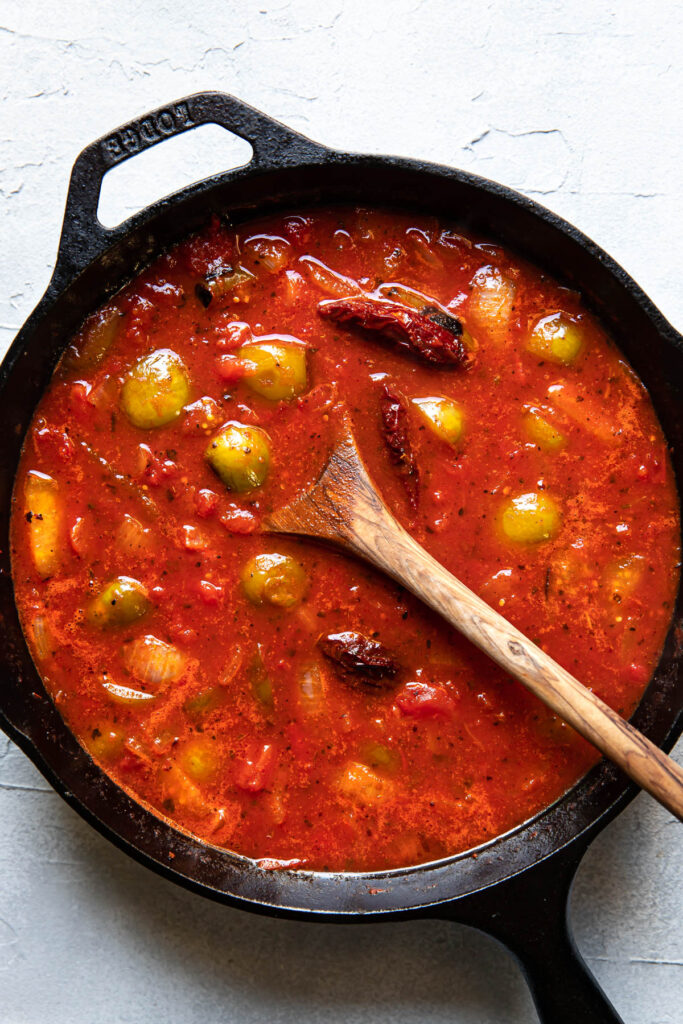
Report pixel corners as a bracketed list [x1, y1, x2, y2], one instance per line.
[266, 423, 683, 819]
[351, 517, 683, 820]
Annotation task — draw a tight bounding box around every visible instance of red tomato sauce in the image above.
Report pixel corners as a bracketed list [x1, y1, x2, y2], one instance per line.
[10, 208, 680, 871]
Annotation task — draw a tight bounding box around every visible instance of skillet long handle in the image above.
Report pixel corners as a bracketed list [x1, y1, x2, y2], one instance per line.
[442, 845, 624, 1024]
[354, 517, 683, 819]
[515, 928, 624, 1024]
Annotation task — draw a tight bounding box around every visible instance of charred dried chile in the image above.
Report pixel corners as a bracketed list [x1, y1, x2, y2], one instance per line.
[318, 631, 399, 687]
[195, 262, 255, 308]
[381, 383, 420, 510]
[195, 282, 213, 308]
[317, 295, 465, 365]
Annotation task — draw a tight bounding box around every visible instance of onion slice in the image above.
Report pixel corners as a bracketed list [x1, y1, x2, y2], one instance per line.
[297, 256, 362, 298]
[102, 680, 155, 705]
[122, 635, 186, 686]
[31, 614, 53, 660]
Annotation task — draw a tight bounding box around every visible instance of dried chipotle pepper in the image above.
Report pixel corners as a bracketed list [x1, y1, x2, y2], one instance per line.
[317, 295, 465, 365]
[318, 631, 399, 688]
[380, 383, 420, 509]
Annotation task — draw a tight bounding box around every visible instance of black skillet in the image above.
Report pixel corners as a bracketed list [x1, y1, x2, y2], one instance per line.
[0, 92, 680, 1024]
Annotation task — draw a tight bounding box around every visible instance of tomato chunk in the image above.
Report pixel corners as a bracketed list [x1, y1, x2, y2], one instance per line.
[235, 743, 276, 793]
[395, 681, 457, 719]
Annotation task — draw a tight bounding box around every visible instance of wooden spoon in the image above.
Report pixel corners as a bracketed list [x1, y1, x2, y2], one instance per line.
[265, 420, 683, 820]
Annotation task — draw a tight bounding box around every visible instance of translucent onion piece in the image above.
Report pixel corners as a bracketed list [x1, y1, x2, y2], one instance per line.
[603, 555, 645, 601]
[242, 234, 292, 273]
[122, 634, 186, 686]
[31, 614, 52, 660]
[24, 471, 62, 579]
[547, 382, 622, 445]
[438, 229, 473, 252]
[282, 269, 305, 305]
[297, 256, 362, 298]
[207, 266, 256, 300]
[522, 406, 566, 452]
[299, 663, 327, 713]
[375, 282, 437, 310]
[338, 761, 392, 803]
[64, 306, 122, 372]
[115, 514, 151, 555]
[467, 265, 516, 343]
[102, 679, 155, 705]
[406, 228, 443, 268]
[163, 765, 213, 817]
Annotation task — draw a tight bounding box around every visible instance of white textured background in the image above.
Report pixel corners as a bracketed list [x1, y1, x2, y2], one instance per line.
[0, 2, 681, 1022]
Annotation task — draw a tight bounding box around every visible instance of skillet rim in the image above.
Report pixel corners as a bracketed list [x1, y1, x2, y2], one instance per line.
[0, 109, 680, 919]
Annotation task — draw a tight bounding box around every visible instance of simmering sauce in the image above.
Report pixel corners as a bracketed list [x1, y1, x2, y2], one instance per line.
[10, 208, 680, 870]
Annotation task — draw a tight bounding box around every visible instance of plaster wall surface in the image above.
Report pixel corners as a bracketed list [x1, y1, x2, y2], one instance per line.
[0, 2, 681, 1022]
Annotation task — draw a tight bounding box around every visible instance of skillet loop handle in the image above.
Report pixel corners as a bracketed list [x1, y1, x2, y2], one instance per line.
[440, 847, 624, 1024]
[55, 90, 327, 283]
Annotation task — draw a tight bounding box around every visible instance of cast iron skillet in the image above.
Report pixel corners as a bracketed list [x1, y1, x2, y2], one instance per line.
[1, 92, 681, 1024]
